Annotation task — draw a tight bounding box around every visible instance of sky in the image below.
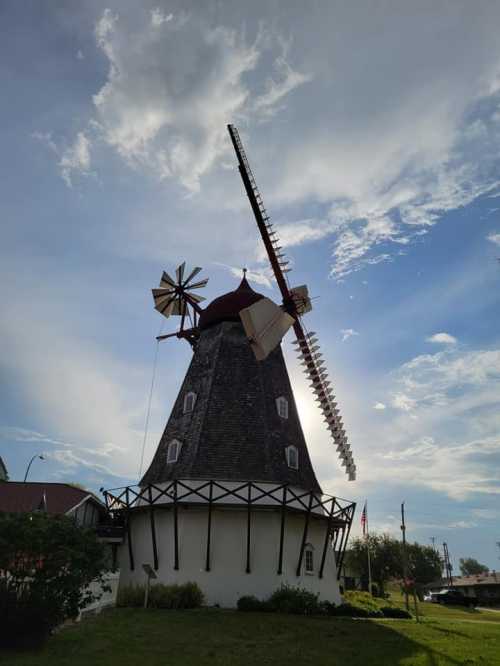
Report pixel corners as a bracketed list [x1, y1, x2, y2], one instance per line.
[1, 1, 500, 571]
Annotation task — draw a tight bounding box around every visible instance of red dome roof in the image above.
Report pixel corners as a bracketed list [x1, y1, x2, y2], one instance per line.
[199, 275, 264, 330]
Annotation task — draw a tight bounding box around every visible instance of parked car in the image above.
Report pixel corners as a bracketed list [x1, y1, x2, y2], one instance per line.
[430, 589, 477, 607]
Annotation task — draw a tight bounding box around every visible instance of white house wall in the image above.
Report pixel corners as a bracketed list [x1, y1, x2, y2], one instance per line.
[118, 506, 342, 607]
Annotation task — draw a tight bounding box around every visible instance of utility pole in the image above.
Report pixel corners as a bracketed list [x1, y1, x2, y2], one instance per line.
[401, 501, 410, 611]
[443, 543, 453, 587]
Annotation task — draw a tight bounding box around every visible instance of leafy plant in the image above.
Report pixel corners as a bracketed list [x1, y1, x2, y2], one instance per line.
[381, 606, 412, 619]
[268, 585, 320, 615]
[0, 512, 109, 648]
[117, 582, 204, 609]
[237, 595, 266, 612]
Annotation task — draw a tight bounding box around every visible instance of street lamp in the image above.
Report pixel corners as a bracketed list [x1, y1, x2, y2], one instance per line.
[23, 454, 45, 482]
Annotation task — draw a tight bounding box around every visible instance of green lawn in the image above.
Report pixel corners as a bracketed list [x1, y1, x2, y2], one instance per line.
[2, 606, 500, 666]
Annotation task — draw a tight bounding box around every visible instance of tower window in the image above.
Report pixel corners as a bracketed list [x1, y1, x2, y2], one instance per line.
[183, 391, 197, 414]
[305, 544, 314, 574]
[285, 445, 298, 470]
[276, 396, 289, 419]
[167, 439, 181, 463]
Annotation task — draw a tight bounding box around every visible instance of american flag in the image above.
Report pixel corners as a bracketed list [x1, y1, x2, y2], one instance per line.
[361, 501, 367, 537]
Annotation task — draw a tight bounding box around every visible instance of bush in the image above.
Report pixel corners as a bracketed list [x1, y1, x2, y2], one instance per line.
[117, 584, 144, 608]
[343, 590, 384, 613]
[381, 606, 412, 619]
[150, 582, 204, 609]
[237, 595, 268, 612]
[0, 512, 109, 649]
[332, 602, 383, 618]
[268, 585, 320, 615]
[118, 582, 204, 609]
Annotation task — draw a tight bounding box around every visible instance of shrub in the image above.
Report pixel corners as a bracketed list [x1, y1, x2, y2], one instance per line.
[343, 590, 384, 613]
[333, 602, 384, 618]
[381, 606, 412, 619]
[0, 512, 109, 649]
[150, 582, 204, 609]
[237, 595, 267, 612]
[118, 582, 204, 609]
[268, 585, 320, 615]
[117, 584, 145, 608]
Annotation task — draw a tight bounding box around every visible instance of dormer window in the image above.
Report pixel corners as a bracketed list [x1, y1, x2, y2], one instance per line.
[285, 445, 298, 470]
[305, 543, 314, 574]
[183, 391, 197, 414]
[167, 439, 181, 463]
[276, 396, 289, 419]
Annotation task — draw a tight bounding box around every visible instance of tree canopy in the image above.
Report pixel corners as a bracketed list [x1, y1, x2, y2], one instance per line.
[459, 557, 489, 576]
[344, 534, 442, 594]
[0, 512, 110, 648]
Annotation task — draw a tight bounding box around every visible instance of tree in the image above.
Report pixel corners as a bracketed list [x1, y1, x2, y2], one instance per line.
[0, 512, 110, 648]
[459, 557, 489, 576]
[344, 534, 442, 595]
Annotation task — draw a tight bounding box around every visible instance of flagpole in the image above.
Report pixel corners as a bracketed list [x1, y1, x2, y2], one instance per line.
[365, 500, 373, 595]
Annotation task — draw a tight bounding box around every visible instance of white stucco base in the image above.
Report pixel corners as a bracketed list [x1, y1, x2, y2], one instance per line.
[118, 505, 342, 607]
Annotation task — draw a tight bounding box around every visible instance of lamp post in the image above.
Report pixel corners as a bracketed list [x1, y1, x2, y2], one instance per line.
[23, 454, 44, 482]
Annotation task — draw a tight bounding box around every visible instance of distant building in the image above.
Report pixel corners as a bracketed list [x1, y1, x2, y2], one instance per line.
[426, 573, 500, 606]
[0, 457, 8, 481]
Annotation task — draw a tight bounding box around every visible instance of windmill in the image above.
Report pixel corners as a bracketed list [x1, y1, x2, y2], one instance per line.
[103, 125, 356, 609]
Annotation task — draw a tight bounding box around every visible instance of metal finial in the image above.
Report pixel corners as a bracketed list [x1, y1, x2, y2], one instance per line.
[243, 268, 247, 276]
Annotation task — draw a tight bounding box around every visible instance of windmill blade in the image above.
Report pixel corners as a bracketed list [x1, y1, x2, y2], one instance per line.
[187, 278, 209, 290]
[176, 261, 186, 284]
[240, 297, 295, 361]
[295, 331, 356, 481]
[227, 125, 292, 303]
[152, 291, 176, 317]
[160, 271, 177, 289]
[184, 266, 203, 285]
[185, 291, 206, 304]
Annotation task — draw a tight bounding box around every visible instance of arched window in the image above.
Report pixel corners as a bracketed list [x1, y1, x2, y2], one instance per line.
[276, 396, 289, 419]
[305, 543, 314, 574]
[285, 445, 298, 470]
[183, 391, 197, 414]
[167, 439, 181, 463]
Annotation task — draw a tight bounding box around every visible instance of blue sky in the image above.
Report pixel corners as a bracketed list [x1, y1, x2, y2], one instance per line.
[1, 1, 500, 570]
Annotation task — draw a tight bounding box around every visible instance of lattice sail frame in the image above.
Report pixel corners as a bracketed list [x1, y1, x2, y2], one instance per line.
[227, 125, 356, 481]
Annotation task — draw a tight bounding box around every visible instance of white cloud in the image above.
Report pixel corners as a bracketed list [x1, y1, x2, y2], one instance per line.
[392, 392, 416, 412]
[253, 42, 313, 119]
[86, 11, 310, 193]
[373, 402, 386, 410]
[59, 132, 91, 187]
[340, 328, 358, 342]
[427, 332, 458, 345]
[487, 232, 500, 246]
[150, 8, 173, 27]
[76, 49, 84, 60]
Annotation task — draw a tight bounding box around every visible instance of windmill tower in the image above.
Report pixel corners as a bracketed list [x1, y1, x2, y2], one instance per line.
[104, 126, 356, 607]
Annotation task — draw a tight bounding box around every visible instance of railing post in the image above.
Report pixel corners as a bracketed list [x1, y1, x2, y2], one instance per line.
[148, 485, 158, 570]
[245, 483, 252, 574]
[205, 481, 213, 572]
[319, 497, 336, 579]
[173, 480, 179, 570]
[125, 487, 134, 571]
[296, 493, 314, 576]
[277, 486, 287, 575]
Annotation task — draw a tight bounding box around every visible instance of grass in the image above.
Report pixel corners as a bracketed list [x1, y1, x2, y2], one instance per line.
[1, 604, 500, 666]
